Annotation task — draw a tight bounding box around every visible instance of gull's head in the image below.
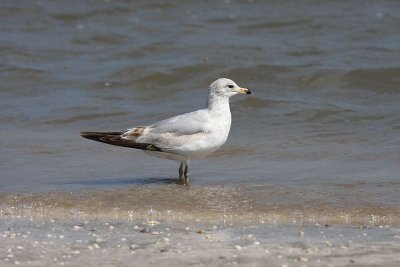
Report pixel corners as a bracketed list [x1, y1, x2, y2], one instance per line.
[209, 78, 252, 98]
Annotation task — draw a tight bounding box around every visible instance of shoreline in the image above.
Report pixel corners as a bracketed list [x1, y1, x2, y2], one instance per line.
[1, 185, 399, 228]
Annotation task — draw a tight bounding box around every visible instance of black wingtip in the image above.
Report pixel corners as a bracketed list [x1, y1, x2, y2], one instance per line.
[80, 131, 102, 142]
[79, 131, 162, 152]
[80, 131, 122, 137]
[80, 131, 90, 138]
[80, 131, 121, 142]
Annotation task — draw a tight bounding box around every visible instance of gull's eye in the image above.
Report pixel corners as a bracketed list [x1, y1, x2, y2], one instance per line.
[228, 85, 234, 89]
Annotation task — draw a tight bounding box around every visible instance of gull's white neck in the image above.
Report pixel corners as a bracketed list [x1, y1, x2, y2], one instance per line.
[206, 92, 232, 146]
[206, 93, 231, 115]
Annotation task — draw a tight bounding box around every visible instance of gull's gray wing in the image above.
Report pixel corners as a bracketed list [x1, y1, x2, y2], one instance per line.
[122, 109, 211, 152]
[150, 109, 210, 135]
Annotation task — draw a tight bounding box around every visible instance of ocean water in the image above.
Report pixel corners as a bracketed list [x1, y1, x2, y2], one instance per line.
[1, 0, 400, 227]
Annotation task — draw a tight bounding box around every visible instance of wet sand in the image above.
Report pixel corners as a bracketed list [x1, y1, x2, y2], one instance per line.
[1, 217, 399, 267]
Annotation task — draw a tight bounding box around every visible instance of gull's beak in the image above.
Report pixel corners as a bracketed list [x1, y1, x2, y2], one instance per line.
[238, 87, 253, 95]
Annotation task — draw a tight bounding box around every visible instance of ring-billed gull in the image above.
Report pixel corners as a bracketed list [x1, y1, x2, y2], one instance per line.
[81, 78, 252, 185]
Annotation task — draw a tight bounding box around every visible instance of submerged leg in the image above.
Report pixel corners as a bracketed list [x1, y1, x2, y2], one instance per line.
[183, 161, 189, 185]
[178, 162, 184, 184]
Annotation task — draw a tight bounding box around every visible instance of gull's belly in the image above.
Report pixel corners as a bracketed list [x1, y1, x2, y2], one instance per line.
[144, 135, 224, 161]
[184, 132, 227, 158]
[178, 119, 231, 159]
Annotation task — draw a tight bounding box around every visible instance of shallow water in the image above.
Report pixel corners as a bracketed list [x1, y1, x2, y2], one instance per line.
[1, 0, 400, 229]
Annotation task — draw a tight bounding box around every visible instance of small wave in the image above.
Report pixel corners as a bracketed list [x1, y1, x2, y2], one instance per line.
[296, 70, 342, 89]
[221, 64, 296, 83]
[73, 34, 130, 46]
[340, 68, 400, 93]
[50, 6, 134, 23]
[43, 111, 129, 125]
[115, 43, 169, 59]
[284, 107, 384, 124]
[236, 98, 288, 109]
[115, 63, 222, 90]
[239, 18, 313, 32]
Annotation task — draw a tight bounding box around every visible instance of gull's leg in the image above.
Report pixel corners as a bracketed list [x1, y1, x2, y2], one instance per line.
[183, 161, 189, 185]
[178, 162, 184, 184]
